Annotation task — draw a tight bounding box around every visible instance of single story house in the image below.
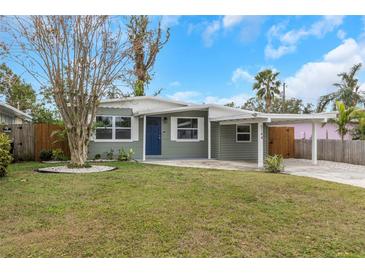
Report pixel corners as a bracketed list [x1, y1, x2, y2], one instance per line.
[89, 96, 336, 167]
[0, 101, 32, 124]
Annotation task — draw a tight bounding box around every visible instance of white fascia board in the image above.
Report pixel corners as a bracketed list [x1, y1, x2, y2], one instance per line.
[135, 106, 209, 116]
[212, 112, 336, 122]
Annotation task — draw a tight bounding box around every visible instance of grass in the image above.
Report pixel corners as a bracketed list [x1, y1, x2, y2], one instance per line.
[1, 161, 365, 257]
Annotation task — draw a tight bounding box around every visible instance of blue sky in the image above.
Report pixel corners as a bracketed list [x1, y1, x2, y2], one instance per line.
[4, 16, 365, 107]
[147, 15, 365, 106]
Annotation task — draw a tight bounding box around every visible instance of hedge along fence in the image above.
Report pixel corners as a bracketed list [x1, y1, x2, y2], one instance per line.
[0, 123, 70, 161]
[295, 139, 365, 165]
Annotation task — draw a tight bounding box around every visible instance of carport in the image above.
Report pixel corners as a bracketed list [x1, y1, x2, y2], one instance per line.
[209, 112, 337, 168]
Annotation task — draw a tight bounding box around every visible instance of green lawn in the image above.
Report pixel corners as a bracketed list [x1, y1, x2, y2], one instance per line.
[1, 161, 365, 257]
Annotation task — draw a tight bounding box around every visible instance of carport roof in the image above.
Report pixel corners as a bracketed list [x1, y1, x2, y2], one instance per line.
[211, 112, 337, 124]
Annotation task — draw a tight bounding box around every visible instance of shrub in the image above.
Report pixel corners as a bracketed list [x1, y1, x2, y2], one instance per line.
[0, 133, 13, 177]
[118, 148, 134, 161]
[67, 162, 92, 169]
[39, 149, 53, 161]
[106, 149, 114, 160]
[93, 154, 101, 160]
[52, 148, 67, 161]
[264, 155, 284, 173]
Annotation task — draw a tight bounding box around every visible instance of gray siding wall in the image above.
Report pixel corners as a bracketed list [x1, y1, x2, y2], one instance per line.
[211, 123, 269, 161]
[88, 109, 208, 160]
[0, 112, 15, 124]
[88, 106, 268, 161]
[88, 108, 143, 160]
[211, 121, 220, 159]
[149, 110, 208, 159]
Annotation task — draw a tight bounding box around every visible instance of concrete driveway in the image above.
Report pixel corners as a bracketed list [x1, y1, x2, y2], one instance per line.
[284, 159, 365, 188]
[145, 158, 365, 189]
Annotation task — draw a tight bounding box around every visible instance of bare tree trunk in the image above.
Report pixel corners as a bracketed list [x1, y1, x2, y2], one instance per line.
[266, 95, 271, 113]
[66, 126, 90, 166]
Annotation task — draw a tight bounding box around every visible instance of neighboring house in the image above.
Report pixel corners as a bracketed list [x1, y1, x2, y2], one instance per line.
[0, 101, 32, 124]
[89, 96, 336, 167]
[273, 122, 352, 140]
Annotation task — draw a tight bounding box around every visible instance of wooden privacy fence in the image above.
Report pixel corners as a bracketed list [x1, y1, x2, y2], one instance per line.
[0, 124, 34, 161]
[269, 127, 295, 158]
[295, 139, 365, 165]
[1, 123, 70, 161]
[34, 123, 70, 161]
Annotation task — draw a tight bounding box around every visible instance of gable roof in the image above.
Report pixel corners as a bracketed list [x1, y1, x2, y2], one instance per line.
[0, 102, 32, 121]
[100, 96, 192, 107]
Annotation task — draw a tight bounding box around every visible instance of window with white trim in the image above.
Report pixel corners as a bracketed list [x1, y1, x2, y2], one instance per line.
[236, 124, 251, 142]
[177, 118, 198, 140]
[95, 116, 131, 140]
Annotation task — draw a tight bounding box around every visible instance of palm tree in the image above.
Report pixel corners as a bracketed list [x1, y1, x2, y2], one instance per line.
[351, 109, 365, 140]
[317, 63, 365, 112]
[332, 101, 356, 141]
[252, 69, 281, 113]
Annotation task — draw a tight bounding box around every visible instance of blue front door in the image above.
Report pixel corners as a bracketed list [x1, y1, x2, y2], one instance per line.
[146, 117, 161, 155]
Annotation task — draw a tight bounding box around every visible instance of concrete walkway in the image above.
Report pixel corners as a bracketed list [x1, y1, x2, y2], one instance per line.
[145, 158, 365, 189]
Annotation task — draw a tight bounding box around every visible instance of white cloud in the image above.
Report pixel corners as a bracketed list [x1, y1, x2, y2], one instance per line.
[167, 91, 201, 102]
[266, 16, 344, 59]
[285, 38, 365, 103]
[231, 68, 254, 84]
[222, 16, 245, 28]
[337, 29, 346, 40]
[160, 16, 181, 30]
[169, 81, 181, 87]
[204, 93, 251, 106]
[200, 16, 265, 47]
[167, 90, 252, 107]
[202, 20, 221, 47]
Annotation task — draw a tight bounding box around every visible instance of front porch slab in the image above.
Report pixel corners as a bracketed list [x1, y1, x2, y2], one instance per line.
[144, 159, 258, 171]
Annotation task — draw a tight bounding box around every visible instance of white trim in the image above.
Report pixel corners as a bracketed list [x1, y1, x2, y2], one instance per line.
[175, 117, 200, 142]
[143, 115, 146, 161]
[136, 105, 208, 116]
[95, 115, 132, 142]
[93, 140, 134, 143]
[236, 124, 252, 143]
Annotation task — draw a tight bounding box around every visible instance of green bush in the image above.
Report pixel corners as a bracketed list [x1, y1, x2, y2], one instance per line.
[118, 148, 134, 161]
[264, 155, 284, 173]
[106, 149, 114, 160]
[0, 133, 13, 177]
[93, 154, 101, 160]
[39, 149, 53, 161]
[51, 148, 67, 161]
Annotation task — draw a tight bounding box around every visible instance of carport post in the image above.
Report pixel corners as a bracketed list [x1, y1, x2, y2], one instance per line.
[312, 122, 318, 165]
[143, 115, 146, 161]
[258, 122, 264, 168]
[208, 119, 211, 159]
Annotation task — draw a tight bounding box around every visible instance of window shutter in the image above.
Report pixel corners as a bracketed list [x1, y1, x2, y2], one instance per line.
[198, 117, 205, 141]
[171, 117, 177, 141]
[131, 116, 139, 141]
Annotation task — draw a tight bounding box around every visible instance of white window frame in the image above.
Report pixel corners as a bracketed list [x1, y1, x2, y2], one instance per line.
[94, 115, 133, 142]
[176, 117, 199, 142]
[236, 124, 251, 143]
